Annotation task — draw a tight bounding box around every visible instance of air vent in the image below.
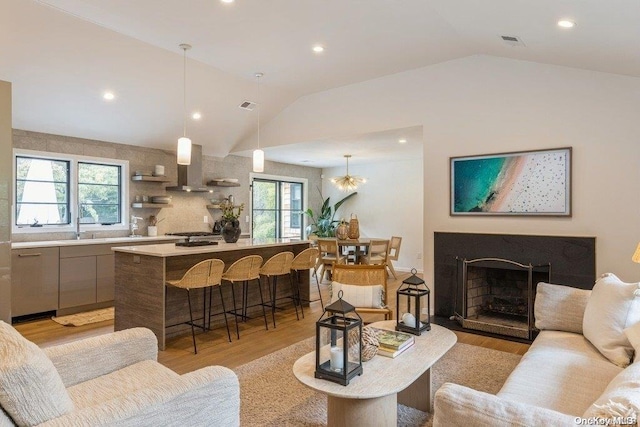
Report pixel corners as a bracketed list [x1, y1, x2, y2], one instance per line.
[239, 100, 256, 111]
[500, 35, 525, 47]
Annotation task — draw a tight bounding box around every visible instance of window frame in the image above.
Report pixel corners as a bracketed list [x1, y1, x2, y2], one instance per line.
[12, 149, 130, 234]
[249, 173, 308, 240]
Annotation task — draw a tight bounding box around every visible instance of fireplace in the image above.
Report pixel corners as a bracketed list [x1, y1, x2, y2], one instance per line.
[434, 232, 596, 341]
[456, 258, 550, 339]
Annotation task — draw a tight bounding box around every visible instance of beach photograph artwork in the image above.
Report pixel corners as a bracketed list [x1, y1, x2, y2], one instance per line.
[451, 148, 571, 216]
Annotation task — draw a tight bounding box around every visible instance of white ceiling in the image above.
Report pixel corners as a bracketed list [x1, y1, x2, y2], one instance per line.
[1, 0, 639, 166]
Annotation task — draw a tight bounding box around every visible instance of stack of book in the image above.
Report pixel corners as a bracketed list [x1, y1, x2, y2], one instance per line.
[371, 328, 415, 358]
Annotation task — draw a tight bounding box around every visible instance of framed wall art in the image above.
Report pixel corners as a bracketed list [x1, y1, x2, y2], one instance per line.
[450, 147, 571, 216]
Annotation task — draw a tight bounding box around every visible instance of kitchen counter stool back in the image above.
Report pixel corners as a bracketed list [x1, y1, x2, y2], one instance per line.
[222, 255, 267, 339]
[166, 258, 229, 354]
[290, 247, 323, 310]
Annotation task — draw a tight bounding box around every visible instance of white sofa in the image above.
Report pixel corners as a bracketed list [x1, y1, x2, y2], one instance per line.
[0, 322, 239, 426]
[434, 275, 640, 426]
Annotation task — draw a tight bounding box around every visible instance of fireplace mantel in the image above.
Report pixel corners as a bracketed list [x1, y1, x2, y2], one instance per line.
[434, 232, 596, 319]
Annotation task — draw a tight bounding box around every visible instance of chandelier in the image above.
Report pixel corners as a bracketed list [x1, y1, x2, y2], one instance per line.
[331, 154, 366, 191]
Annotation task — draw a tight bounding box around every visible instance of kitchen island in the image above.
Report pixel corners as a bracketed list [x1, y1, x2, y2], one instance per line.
[112, 238, 311, 349]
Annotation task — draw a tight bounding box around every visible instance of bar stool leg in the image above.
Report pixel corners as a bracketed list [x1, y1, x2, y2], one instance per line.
[186, 289, 197, 354]
[287, 273, 300, 321]
[218, 286, 232, 343]
[268, 276, 276, 328]
[256, 278, 269, 330]
[242, 281, 248, 322]
[229, 281, 240, 340]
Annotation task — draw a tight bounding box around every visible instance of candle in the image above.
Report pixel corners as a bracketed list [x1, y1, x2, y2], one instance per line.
[330, 346, 344, 371]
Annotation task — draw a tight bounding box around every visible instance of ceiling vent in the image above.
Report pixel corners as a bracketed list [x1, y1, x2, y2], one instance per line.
[239, 100, 256, 111]
[500, 35, 526, 47]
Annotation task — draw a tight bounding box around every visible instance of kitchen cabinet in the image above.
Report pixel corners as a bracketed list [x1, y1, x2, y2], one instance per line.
[59, 244, 113, 309]
[11, 247, 59, 317]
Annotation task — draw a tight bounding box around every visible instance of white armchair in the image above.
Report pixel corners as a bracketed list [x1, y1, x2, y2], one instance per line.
[0, 322, 239, 427]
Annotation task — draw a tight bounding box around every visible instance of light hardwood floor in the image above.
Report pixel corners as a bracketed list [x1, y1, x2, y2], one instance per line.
[14, 270, 529, 375]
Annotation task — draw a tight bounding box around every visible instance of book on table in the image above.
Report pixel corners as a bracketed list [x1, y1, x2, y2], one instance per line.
[376, 340, 415, 358]
[369, 327, 415, 351]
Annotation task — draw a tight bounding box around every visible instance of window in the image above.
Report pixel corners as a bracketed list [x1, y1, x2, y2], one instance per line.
[251, 176, 306, 239]
[13, 150, 129, 232]
[15, 156, 70, 226]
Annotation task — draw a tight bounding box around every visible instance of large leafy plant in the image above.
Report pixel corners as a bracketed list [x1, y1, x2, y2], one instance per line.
[304, 189, 357, 237]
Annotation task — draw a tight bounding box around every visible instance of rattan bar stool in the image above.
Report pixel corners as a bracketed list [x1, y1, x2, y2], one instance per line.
[290, 247, 322, 311]
[166, 258, 229, 354]
[260, 251, 297, 328]
[222, 255, 267, 339]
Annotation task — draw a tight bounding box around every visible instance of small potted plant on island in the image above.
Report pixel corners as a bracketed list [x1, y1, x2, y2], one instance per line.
[220, 201, 244, 243]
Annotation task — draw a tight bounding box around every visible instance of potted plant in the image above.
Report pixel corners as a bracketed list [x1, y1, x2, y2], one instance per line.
[304, 189, 357, 238]
[220, 201, 245, 243]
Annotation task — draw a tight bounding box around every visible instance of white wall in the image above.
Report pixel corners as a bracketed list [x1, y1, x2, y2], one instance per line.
[263, 55, 640, 288]
[322, 157, 424, 272]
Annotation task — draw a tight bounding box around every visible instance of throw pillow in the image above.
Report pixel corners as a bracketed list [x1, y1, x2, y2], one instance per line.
[331, 282, 384, 309]
[0, 321, 74, 425]
[534, 282, 591, 334]
[583, 360, 640, 420]
[583, 273, 640, 367]
[624, 322, 640, 363]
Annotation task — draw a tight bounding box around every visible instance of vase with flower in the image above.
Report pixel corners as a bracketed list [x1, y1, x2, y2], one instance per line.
[220, 201, 244, 243]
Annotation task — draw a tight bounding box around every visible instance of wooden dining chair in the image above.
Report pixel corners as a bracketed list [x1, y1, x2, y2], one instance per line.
[332, 263, 392, 321]
[317, 238, 346, 281]
[358, 239, 390, 267]
[386, 236, 402, 279]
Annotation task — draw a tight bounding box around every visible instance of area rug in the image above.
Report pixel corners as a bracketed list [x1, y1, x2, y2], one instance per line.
[235, 336, 522, 426]
[51, 307, 114, 326]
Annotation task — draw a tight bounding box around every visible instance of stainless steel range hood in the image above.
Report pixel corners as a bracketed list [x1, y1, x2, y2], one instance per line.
[166, 144, 213, 192]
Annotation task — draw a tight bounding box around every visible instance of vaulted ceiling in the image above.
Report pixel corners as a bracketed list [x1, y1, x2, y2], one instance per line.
[1, 0, 638, 164]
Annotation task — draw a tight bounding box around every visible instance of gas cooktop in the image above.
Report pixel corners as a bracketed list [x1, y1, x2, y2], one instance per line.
[175, 240, 219, 247]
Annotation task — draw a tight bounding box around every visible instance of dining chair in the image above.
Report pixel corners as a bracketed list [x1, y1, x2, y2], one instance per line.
[358, 239, 390, 267]
[332, 263, 393, 321]
[290, 247, 322, 311]
[317, 238, 346, 281]
[386, 236, 402, 279]
[260, 251, 297, 328]
[222, 255, 267, 339]
[165, 258, 230, 354]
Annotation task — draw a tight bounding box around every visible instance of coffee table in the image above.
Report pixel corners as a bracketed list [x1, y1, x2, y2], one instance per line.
[292, 320, 457, 427]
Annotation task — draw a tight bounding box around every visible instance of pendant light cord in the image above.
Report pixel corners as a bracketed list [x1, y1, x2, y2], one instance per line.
[182, 46, 187, 138]
[256, 73, 262, 150]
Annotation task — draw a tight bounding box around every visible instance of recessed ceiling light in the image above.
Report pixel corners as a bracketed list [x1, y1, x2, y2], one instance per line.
[557, 20, 576, 28]
[312, 45, 325, 53]
[192, 112, 202, 120]
[220, 0, 234, 3]
[103, 91, 115, 101]
[398, 139, 407, 144]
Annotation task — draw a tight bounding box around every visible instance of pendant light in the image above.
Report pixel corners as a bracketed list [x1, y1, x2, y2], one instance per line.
[252, 72, 264, 173]
[177, 43, 192, 165]
[331, 154, 366, 191]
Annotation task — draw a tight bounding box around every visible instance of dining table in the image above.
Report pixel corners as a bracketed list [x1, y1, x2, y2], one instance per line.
[336, 237, 374, 263]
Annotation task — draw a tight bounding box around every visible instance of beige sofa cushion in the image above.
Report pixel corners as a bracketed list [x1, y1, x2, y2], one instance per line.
[583, 273, 640, 367]
[534, 282, 591, 334]
[624, 322, 640, 363]
[0, 321, 74, 426]
[68, 359, 179, 410]
[498, 330, 622, 416]
[331, 282, 384, 308]
[584, 361, 640, 420]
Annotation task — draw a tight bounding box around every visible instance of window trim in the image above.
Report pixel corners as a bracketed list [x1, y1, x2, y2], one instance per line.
[249, 173, 308, 239]
[12, 149, 130, 234]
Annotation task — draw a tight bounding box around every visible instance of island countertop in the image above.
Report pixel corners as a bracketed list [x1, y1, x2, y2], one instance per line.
[111, 238, 308, 257]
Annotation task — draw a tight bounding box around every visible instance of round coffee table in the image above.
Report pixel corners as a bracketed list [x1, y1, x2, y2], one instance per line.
[292, 320, 457, 427]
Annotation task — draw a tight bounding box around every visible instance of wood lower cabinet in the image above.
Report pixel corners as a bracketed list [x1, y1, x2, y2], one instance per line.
[11, 247, 59, 316]
[59, 244, 113, 309]
[96, 254, 115, 302]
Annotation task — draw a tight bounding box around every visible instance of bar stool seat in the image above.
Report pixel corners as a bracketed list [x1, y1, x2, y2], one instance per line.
[222, 255, 267, 339]
[260, 251, 297, 328]
[291, 247, 323, 310]
[166, 258, 230, 354]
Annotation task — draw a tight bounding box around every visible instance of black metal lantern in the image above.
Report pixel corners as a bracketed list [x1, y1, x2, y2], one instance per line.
[396, 268, 431, 336]
[315, 290, 363, 386]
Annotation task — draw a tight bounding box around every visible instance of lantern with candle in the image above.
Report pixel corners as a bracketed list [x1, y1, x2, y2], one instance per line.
[315, 290, 363, 386]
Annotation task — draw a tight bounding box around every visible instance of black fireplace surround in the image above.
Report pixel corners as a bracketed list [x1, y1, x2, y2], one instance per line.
[434, 232, 596, 337]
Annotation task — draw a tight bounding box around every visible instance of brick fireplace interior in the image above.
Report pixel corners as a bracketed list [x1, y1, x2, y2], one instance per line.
[434, 232, 596, 342]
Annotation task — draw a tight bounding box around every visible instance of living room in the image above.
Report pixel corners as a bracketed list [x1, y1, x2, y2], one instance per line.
[1, 1, 640, 426]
